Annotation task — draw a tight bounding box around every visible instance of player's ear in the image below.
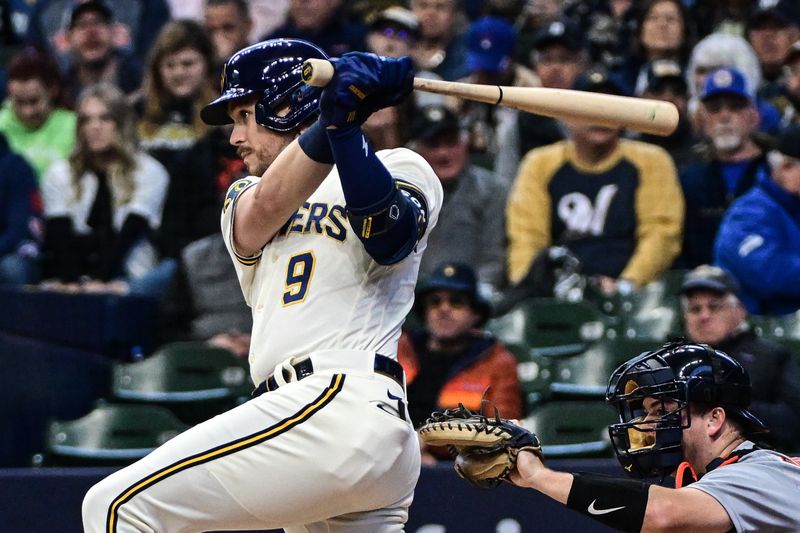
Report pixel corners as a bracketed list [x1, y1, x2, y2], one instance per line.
[706, 406, 727, 436]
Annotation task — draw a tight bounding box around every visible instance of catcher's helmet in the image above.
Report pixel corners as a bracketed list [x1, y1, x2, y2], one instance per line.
[200, 39, 328, 131]
[605, 341, 767, 478]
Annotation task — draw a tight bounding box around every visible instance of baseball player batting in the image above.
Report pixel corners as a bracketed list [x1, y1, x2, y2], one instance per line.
[82, 40, 442, 532]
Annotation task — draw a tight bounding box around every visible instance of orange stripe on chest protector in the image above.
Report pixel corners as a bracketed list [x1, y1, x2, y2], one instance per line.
[105, 374, 346, 532]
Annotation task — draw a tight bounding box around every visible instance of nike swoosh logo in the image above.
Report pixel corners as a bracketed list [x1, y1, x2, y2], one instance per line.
[587, 500, 625, 515]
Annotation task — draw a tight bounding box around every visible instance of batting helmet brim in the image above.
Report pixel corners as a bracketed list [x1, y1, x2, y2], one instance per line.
[201, 88, 257, 126]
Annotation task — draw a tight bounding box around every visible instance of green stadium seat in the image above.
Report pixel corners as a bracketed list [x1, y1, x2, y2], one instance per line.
[34, 402, 187, 467]
[112, 342, 252, 425]
[488, 298, 607, 357]
[523, 400, 617, 458]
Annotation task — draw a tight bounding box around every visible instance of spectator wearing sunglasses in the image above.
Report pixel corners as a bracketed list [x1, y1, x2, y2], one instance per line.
[397, 262, 522, 462]
[366, 6, 418, 59]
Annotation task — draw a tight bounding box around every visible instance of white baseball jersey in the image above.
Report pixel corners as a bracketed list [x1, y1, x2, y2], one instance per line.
[222, 147, 443, 385]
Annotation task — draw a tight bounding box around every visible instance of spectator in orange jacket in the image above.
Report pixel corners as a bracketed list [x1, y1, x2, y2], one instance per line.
[398, 262, 522, 463]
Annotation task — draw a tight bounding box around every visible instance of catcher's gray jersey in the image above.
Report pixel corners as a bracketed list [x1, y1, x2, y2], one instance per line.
[688, 441, 800, 532]
[222, 147, 443, 384]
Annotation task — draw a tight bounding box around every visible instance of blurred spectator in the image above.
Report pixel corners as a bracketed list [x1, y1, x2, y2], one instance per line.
[679, 67, 767, 269]
[460, 16, 538, 177]
[60, 0, 144, 107]
[686, 32, 781, 135]
[365, 6, 418, 59]
[0, 132, 41, 285]
[635, 59, 696, 169]
[410, 0, 470, 81]
[40, 83, 170, 296]
[689, 0, 751, 37]
[746, 0, 800, 105]
[360, 6, 419, 150]
[679, 264, 800, 449]
[507, 66, 683, 294]
[203, 0, 253, 75]
[0, 46, 76, 180]
[519, 18, 587, 156]
[715, 125, 800, 316]
[136, 20, 221, 260]
[398, 262, 522, 443]
[620, 0, 694, 96]
[515, 0, 565, 57]
[264, 0, 366, 56]
[164, 0, 289, 44]
[780, 40, 800, 126]
[27, 0, 169, 65]
[159, 233, 252, 358]
[563, 0, 636, 72]
[409, 105, 507, 293]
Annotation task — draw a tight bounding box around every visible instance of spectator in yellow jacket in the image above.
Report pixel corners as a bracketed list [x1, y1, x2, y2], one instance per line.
[506, 66, 684, 295]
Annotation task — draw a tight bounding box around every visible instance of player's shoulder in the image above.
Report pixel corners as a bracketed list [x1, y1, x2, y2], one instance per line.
[520, 140, 570, 169]
[740, 448, 800, 469]
[223, 175, 261, 215]
[379, 147, 443, 201]
[619, 138, 674, 163]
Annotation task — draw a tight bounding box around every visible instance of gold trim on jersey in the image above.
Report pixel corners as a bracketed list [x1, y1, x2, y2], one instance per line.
[104, 374, 346, 532]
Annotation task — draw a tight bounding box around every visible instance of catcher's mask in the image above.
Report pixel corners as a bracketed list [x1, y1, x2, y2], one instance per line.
[200, 38, 328, 131]
[605, 341, 767, 479]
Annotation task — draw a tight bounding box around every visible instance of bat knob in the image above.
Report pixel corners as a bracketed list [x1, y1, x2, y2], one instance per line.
[302, 59, 334, 87]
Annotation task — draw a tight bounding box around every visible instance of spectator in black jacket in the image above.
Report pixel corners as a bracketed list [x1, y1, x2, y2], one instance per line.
[680, 265, 800, 450]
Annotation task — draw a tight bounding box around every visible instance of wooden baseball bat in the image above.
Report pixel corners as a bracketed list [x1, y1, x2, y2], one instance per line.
[301, 58, 679, 136]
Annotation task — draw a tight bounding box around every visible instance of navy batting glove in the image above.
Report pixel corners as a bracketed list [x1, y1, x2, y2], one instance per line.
[318, 53, 414, 129]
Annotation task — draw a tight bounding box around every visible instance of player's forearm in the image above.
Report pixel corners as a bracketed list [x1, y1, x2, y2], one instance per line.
[234, 139, 332, 255]
[515, 464, 574, 503]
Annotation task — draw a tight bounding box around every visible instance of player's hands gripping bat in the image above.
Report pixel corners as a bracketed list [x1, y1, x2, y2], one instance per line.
[418, 404, 543, 488]
[317, 52, 413, 128]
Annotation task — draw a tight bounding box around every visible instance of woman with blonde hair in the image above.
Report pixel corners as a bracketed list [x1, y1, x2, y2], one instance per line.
[40, 83, 169, 295]
[136, 19, 222, 260]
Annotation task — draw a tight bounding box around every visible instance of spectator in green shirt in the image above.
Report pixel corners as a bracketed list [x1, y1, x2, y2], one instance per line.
[0, 46, 76, 181]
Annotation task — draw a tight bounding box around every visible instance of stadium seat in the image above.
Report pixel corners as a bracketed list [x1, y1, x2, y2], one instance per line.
[488, 298, 606, 357]
[34, 402, 187, 467]
[112, 342, 252, 425]
[524, 400, 616, 458]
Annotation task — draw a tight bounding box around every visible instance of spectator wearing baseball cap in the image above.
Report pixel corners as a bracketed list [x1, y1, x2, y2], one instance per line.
[748, 0, 800, 102]
[408, 105, 508, 293]
[677, 66, 768, 269]
[637, 59, 697, 168]
[398, 262, 522, 446]
[678, 264, 800, 450]
[61, 0, 144, 107]
[715, 124, 800, 316]
[685, 32, 782, 136]
[458, 16, 538, 185]
[366, 6, 419, 59]
[516, 19, 587, 157]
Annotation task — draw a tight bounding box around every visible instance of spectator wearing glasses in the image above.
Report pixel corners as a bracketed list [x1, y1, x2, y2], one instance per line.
[678, 67, 767, 269]
[398, 262, 522, 459]
[778, 40, 800, 126]
[679, 265, 800, 450]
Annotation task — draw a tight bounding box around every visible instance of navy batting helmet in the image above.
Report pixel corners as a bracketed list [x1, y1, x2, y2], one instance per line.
[605, 341, 767, 478]
[201, 39, 328, 132]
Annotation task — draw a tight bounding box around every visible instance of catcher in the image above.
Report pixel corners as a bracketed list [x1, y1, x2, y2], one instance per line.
[419, 341, 800, 532]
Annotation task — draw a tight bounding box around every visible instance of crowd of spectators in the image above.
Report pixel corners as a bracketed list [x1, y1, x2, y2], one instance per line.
[0, 0, 799, 451]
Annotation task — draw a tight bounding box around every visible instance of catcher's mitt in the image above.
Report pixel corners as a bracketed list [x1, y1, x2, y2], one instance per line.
[418, 404, 543, 488]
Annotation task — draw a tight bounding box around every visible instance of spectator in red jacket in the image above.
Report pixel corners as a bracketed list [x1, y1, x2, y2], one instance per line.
[398, 262, 522, 463]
